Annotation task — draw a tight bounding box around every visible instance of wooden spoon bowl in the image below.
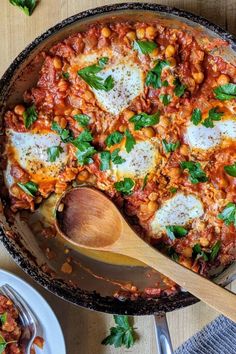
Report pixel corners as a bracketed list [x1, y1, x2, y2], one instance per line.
[55, 187, 236, 322]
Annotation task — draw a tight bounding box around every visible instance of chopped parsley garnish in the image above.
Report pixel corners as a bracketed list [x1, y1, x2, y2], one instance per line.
[125, 129, 136, 153]
[142, 173, 149, 190]
[191, 108, 202, 126]
[169, 187, 178, 194]
[218, 202, 236, 226]
[9, 0, 37, 16]
[101, 315, 136, 349]
[62, 72, 70, 80]
[174, 78, 186, 97]
[165, 225, 188, 240]
[214, 83, 236, 101]
[105, 131, 123, 147]
[71, 130, 93, 147]
[167, 247, 179, 262]
[180, 161, 208, 184]
[145, 60, 170, 89]
[78, 57, 114, 91]
[100, 151, 111, 171]
[162, 139, 180, 153]
[210, 241, 221, 261]
[51, 122, 73, 143]
[47, 146, 63, 162]
[0, 313, 7, 326]
[75, 143, 96, 166]
[73, 114, 90, 127]
[17, 181, 38, 197]
[133, 40, 157, 54]
[114, 178, 135, 195]
[224, 162, 236, 177]
[129, 111, 160, 130]
[192, 244, 209, 261]
[160, 94, 172, 106]
[23, 105, 38, 129]
[0, 333, 17, 354]
[201, 107, 223, 128]
[111, 149, 125, 165]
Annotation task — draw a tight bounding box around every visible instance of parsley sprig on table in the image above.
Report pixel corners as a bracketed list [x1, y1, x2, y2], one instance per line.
[102, 315, 136, 349]
[78, 57, 114, 91]
[9, 0, 37, 16]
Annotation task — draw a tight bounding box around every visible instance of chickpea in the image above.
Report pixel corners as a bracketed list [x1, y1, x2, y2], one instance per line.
[160, 117, 169, 127]
[149, 47, 159, 58]
[58, 80, 69, 92]
[60, 117, 67, 129]
[126, 31, 136, 41]
[148, 192, 158, 201]
[168, 167, 181, 179]
[182, 247, 193, 258]
[77, 170, 90, 182]
[199, 237, 209, 247]
[192, 72, 204, 84]
[53, 57, 62, 70]
[64, 108, 72, 116]
[147, 200, 158, 212]
[123, 110, 135, 120]
[168, 57, 176, 67]
[165, 44, 176, 58]
[119, 124, 126, 133]
[71, 108, 82, 116]
[145, 26, 156, 39]
[136, 28, 145, 40]
[101, 27, 111, 38]
[179, 144, 189, 156]
[14, 104, 25, 116]
[143, 127, 155, 138]
[217, 74, 230, 86]
[83, 90, 94, 101]
[88, 174, 97, 184]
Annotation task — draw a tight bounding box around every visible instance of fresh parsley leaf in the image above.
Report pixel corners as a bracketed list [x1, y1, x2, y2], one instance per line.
[62, 72, 69, 80]
[224, 162, 236, 177]
[111, 149, 125, 165]
[142, 173, 149, 190]
[160, 94, 171, 106]
[73, 114, 90, 127]
[174, 78, 186, 97]
[125, 129, 136, 153]
[167, 247, 179, 261]
[114, 178, 135, 195]
[9, 0, 37, 16]
[51, 122, 73, 143]
[129, 111, 160, 130]
[23, 105, 38, 129]
[218, 202, 236, 226]
[180, 161, 208, 184]
[162, 80, 169, 87]
[105, 131, 123, 147]
[165, 226, 188, 240]
[78, 57, 114, 91]
[0, 335, 7, 354]
[100, 151, 111, 171]
[192, 244, 209, 261]
[133, 40, 157, 54]
[17, 181, 38, 197]
[191, 108, 202, 126]
[162, 139, 180, 153]
[145, 60, 170, 88]
[214, 83, 236, 101]
[202, 107, 223, 128]
[101, 315, 135, 349]
[72, 130, 93, 145]
[210, 241, 221, 261]
[169, 187, 178, 194]
[0, 313, 7, 326]
[47, 146, 63, 162]
[75, 142, 96, 166]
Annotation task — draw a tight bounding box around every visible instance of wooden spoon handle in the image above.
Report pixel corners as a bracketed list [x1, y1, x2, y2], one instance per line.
[114, 231, 236, 322]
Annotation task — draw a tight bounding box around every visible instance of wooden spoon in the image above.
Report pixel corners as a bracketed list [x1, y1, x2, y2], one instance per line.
[55, 187, 236, 322]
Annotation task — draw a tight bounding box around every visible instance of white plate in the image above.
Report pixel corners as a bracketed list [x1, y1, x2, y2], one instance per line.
[0, 269, 66, 354]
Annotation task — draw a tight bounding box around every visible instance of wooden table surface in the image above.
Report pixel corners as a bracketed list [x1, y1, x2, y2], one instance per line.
[0, 1, 236, 353]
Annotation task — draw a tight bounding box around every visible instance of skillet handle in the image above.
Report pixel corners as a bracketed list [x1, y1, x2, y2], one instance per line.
[154, 314, 173, 354]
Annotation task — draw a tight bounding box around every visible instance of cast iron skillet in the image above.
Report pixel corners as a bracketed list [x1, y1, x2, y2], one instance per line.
[0, 3, 236, 316]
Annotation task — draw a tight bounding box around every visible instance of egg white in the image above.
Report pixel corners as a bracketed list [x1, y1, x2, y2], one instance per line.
[111, 139, 160, 180]
[150, 193, 204, 234]
[185, 118, 236, 150]
[5, 130, 68, 185]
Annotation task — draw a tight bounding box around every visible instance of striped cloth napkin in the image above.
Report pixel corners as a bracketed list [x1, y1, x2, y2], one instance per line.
[175, 315, 236, 354]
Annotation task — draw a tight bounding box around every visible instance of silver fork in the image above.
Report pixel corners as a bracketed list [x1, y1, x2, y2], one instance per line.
[0, 284, 37, 354]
